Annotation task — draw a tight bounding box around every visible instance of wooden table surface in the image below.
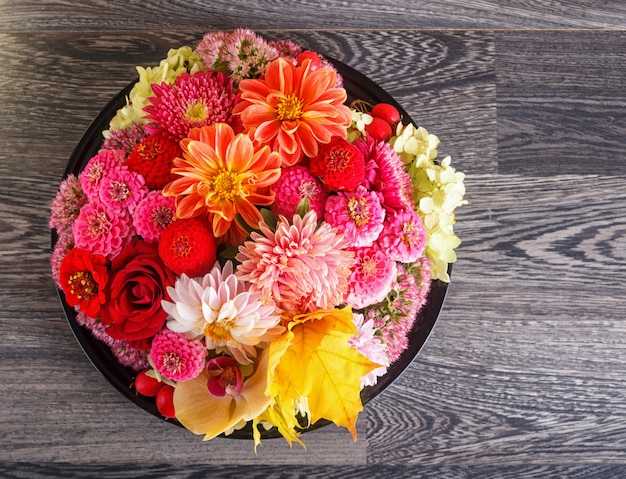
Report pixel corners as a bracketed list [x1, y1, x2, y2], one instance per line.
[1, 1, 626, 477]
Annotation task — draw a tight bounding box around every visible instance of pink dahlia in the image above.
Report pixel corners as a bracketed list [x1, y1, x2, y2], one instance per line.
[162, 261, 283, 364]
[80, 149, 126, 201]
[133, 190, 176, 242]
[324, 185, 385, 247]
[49, 174, 88, 234]
[150, 328, 208, 382]
[102, 123, 149, 156]
[236, 210, 354, 315]
[271, 165, 326, 219]
[98, 166, 148, 214]
[356, 136, 414, 213]
[349, 312, 389, 388]
[144, 70, 237, 141]
[345, 244, 397, 310]
[72, 200, 133, 259]
[378, 208, 427, 263]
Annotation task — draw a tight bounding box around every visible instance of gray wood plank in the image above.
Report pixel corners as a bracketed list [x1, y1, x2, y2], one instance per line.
[1, 0, 626, 32]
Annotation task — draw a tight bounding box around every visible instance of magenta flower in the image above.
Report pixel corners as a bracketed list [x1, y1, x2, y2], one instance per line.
[133, 190, 176, 242]
[206, 356, 244, 397]
[356, 136, 414, 213]
[80, 149, 126, 201]
[271, 165, 327, 220]
[378, 208, 427, 263]
[324, 185, 385, 247]
[150, 328, 208, 382]
[98, 166, 148, 214]
[72, 200, 133, 259]
[345, 244, 397, 310]
[144, 70, 237, 141]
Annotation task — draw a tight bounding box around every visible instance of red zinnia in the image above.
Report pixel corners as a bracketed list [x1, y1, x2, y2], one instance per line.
[59, 248, 108, 318]
[158, 217, 218, 277]
[309, 136, 365, 192]
[126, 134, 181, 190]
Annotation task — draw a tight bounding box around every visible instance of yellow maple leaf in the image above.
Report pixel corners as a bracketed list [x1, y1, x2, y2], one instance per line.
[269, 307, 381, 439]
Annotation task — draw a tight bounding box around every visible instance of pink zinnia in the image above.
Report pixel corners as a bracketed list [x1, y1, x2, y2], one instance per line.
[72, 200, 133, 259]
[80, 149, 126, 201]
[345, 244, 397, 310]
[271, 165, 326, 219]
[236, 210, 354, 315]
[144, 70, 237, 141]
[98, 166, 148, 214]
[49, 174, 88, 234]
[150, 328, 208, 382]
[324, 185, 385, 247]
[102, 123, 149, 155]
[356, 136, 414, 213]
[133, 190, 176, 242]
[378, 208, 427, 263]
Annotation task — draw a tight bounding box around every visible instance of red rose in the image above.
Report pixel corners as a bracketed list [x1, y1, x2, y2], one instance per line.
[59, 248, 108, 318]
[100, 239, 175, 350]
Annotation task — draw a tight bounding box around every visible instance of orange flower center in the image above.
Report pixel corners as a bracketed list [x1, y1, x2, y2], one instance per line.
[171, 235, 191, 257]
[276, 94, 304, 121]
[212, 170, 242, 200]
[68, 271, 98, 300]
[347, 197, 370, 226]
[184, 101, 208, 122]
[204, 320, 233, 343]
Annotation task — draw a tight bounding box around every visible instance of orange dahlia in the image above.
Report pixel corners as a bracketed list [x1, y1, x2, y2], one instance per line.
[163, 123, 281, 241]
[233, 57, 352, 167]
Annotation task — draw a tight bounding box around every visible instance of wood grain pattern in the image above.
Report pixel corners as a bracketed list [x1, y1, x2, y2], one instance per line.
[2, 4, 626, 476]
[1, 1, 626, 31]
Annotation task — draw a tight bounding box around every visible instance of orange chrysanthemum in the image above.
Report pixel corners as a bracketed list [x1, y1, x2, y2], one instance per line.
[163, 123, 281, 241]
[233, 57, 352, 167]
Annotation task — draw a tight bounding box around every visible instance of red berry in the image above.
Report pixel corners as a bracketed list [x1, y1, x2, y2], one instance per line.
[156, 385, 176, 419]
[134, 370, 164, 397]
[370, 103, 401, 127]
[365, 117, 393, 141]
[296, 51, 323, 70]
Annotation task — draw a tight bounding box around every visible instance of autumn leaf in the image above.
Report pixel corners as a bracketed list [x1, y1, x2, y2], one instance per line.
[270, 307, 381, 439]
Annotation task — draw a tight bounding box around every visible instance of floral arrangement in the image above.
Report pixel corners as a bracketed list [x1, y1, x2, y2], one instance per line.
[49, 29, 466, 450]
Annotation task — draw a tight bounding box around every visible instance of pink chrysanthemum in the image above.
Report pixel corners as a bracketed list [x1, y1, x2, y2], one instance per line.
[98, 166, 148, 214]
[76, 312, 149, 371]
[144, 70, 237, 141]
[378, 208, 427, 263]
[271, 165, 326, 219]
[72, 200, 133, 259]
[356, 136, 414, 213]
[102, 123, 149, 156]
[50, 231, 75, 288]
[324, 185, 385, 247]
[345, 244, 397, 310]
[349, 312, 389, 388]
[236, 210, 354, 315]
[150, 328, 208, 381]
[49, 174, 88, 234]
[80, 149, 126, 201]
[133, 190, 176, 242]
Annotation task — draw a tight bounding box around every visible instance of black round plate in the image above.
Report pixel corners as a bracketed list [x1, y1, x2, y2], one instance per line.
[53, 57, 449, 439]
